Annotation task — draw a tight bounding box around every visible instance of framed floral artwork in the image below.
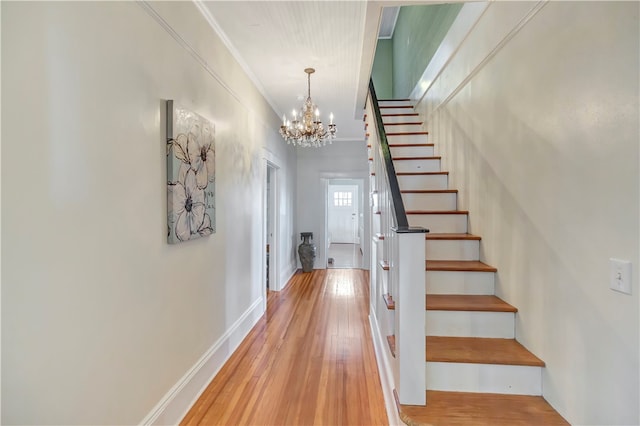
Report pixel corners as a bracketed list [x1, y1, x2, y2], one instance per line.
[166, 100, 215, 244]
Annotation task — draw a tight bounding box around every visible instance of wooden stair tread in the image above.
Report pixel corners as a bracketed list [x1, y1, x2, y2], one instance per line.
[382, 113, 419, 117]
[383, 293, 395, 310]
[426, 336, 545, 366]
[396, 390, 569, 426]
[398, 171, 448, 176]
[426, 295, 517, 312]
[393, 156, 440, 160]
[387, 335, 396, 357]
[384, 122, 423, 126]
[402, 189, 457, 194]
[427, 260, 497, 272]
[426, 233, 481, 240]
[407, 210, 468, 215]
[387, 132, 429, 136]
[380, 105, 414, 108]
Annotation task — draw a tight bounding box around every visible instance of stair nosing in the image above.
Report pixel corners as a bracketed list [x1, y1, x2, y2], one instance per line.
[426, 233, 481, 240]
[396, 390, 570, 426]
[383, 293, 395, 310]
[387, 132, 429, 136]
[426, 260, 497, 272]
[426, 336, 546, 367]
[425, 295, 517, 313]
[393, 157, 440, 161]
[388, 143, 434, 147]
[397, 172, 448, 176]
[401, 189, 457, 194]
[407, 210, 468, 215]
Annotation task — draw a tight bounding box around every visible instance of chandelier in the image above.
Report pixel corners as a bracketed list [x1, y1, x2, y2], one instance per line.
[280, 68, 337, 147]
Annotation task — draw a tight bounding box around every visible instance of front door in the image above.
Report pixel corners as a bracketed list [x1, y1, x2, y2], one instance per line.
[328, 184, 358, 244]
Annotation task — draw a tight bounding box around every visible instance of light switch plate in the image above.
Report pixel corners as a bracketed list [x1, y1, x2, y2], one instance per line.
[609, 258, 632, 295]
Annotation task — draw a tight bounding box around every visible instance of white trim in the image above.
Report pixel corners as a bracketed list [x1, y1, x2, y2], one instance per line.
[369, 312, 402, 426]
[280, 265, 298, 291]
[137, 1, 281, 131]
[191, 0, 282, 118]
[431, 1, 548, 114]
[139, 298, 264, 425]
[137, 1, 241, 106]
[411, 1, 549, 115]
[409, 2, 491, 102]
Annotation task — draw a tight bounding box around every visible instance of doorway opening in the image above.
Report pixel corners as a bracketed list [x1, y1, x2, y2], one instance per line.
[326, 179, 364, 269]
[264, 163, 278, 301]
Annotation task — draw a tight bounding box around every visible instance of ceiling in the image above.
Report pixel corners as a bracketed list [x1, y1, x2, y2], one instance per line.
[198, 1, 396, 141]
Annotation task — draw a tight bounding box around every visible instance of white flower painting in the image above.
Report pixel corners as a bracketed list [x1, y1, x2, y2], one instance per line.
[166, 100, 215, 244]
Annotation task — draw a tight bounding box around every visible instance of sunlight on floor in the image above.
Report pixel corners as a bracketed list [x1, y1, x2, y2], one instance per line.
[327, 243, 363, 269]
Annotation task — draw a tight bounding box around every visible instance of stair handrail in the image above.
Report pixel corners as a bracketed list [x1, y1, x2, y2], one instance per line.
[368, 79, 408, 230]
[368, 79, 427, 235]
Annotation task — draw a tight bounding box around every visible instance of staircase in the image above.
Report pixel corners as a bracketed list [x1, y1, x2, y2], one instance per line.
[367, 98, 569, 425]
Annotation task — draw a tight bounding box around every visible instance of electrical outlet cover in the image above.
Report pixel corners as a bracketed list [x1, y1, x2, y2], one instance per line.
[609, 258, 632, 295]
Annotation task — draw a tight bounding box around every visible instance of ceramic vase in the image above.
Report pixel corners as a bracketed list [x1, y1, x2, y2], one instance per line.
[298, 232, 316, 273]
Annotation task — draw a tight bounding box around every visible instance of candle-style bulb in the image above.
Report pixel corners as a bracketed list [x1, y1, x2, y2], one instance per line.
[315, 108, 319, 118]
[329, 113, 334, 124]
[282, 114, 286, 125]
[292, 109, 297, 119]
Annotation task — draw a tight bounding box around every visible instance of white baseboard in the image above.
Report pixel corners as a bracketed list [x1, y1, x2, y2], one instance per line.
[280, 265, 298, 291]
[140, 297, 264, 425]
[369, 312, 402, 426]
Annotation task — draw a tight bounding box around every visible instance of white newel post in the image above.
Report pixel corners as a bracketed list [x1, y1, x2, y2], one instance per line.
[393, 229, 426, 405]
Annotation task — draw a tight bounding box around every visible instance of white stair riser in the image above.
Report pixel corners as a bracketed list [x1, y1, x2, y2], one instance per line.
[382, 115, 420, 124]
[402, 193, 457, 211]
[387, 134, 428, 145]
[379, 107, 416, 115]
[408, 214, 467, 233]
[426, 311, 515, 338]
[426, 362, 542, 395]
[393, 159, 440, 173]
[390, 145, 434, 157]
[398, 174, 448, 190]
[384, 124, 424, 133]
[426, 271, 495, 295]
[378, 100, 414, 107]
[426, 239, 479, 261]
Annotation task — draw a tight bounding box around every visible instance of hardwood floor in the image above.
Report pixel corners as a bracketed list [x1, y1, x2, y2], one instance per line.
[181, 269, 388, 426]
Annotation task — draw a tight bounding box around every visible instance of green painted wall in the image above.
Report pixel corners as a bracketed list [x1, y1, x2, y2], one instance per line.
[392, 3, 462, 98]
[371, 39, 394, 99]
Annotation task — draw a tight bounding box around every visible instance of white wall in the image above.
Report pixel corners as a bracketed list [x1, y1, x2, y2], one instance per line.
[296, 142, 370, 270]
[1, 2, 297, 424]
[414, 2, 639, 424]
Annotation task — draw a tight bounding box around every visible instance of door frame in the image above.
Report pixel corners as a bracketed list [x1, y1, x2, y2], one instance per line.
[263, 160, 280, 311]
[323, 176, 365, 268]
